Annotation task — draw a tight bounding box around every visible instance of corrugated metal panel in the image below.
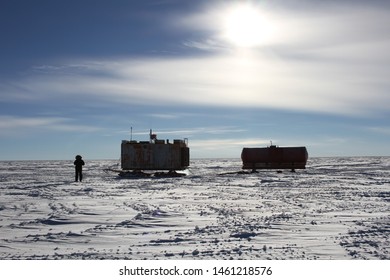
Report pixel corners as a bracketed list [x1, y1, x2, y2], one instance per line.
[121, 141, 189, 170]
[241, 146, 308, 170]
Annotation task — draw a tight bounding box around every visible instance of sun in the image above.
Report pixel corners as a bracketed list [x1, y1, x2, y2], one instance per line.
[222, 4, 274, 48]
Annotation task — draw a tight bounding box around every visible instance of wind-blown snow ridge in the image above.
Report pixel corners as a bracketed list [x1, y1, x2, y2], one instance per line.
[0, 157, 389, 259]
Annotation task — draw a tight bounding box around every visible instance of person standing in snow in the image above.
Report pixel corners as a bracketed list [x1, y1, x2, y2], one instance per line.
[74, 155, 85, 182]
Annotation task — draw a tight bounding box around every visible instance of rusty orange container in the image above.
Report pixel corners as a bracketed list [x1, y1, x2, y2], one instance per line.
[241, 145, 308, 170]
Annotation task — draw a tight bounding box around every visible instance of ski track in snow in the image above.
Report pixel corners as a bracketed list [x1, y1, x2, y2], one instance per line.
[0, 157, 389, 260]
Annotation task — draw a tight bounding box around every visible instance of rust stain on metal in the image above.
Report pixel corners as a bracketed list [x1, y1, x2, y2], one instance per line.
[241, 145, 308, 171]
[121, 131, 189, 171]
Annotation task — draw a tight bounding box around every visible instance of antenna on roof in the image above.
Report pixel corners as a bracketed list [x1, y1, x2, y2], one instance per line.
[130, 126, 133, 141]
[150, 129, 157, 143]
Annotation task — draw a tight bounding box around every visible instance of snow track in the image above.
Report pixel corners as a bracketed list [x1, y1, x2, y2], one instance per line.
[0, 157, 389, 259]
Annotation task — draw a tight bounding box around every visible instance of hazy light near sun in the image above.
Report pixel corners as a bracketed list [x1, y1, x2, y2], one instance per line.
[222, 5, 274, 48]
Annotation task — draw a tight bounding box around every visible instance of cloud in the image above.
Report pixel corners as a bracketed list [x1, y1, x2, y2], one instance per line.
[3, 1, 389, 117]
[190, 138, 271, 148]
[148, 113, 179, 120]
[0, 115, 101, 137]
[367, 126, 390, 136]
[182, 39, 227, 52]
[120, 126, 246, 138]
[178, 0, 390, 48]
[10, 50, 388, 117]
[188, 137, 274, 158]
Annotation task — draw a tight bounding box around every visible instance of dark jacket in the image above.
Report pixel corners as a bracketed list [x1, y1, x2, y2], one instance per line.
[74, 159, 85, 170]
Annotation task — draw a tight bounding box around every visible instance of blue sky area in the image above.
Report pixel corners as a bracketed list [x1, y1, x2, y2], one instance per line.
[0, 0, 389, 160]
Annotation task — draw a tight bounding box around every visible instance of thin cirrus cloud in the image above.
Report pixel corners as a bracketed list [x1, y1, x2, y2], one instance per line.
[13, 51, 388, 117]
[1, 0, 389, 159]
[5, 2, 388, 118]
[4, 1, 389, 118]
[0, 115, 101, 137]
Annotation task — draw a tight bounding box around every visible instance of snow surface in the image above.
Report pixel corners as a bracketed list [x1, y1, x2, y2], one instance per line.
[0, 157, 389, 260]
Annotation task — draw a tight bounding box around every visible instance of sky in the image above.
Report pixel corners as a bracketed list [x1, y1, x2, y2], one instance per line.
[0, 0, 389, 160]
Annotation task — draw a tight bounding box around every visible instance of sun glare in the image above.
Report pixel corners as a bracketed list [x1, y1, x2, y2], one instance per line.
[222, 5, 274, 48]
